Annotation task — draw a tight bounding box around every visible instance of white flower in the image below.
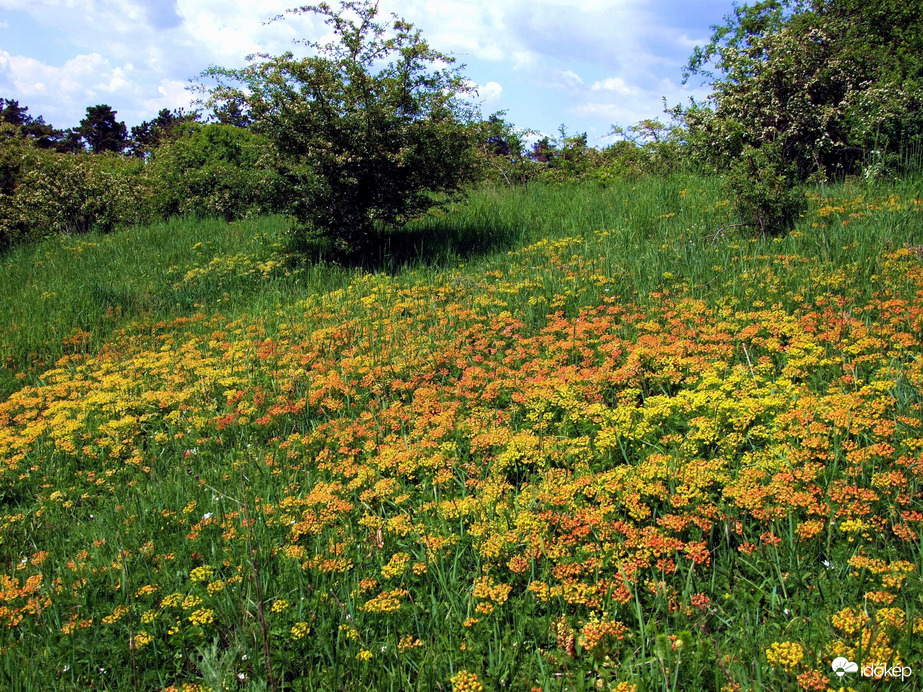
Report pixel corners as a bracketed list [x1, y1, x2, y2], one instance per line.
[203, 513, 213, 520]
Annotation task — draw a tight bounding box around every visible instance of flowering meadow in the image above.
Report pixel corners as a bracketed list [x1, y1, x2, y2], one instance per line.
[1, 177, 923, 690]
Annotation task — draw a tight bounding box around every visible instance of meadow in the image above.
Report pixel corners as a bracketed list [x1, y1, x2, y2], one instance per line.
[1, 174, 923, 690]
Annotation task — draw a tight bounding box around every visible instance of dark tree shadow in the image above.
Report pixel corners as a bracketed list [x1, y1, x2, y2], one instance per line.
[287, 215, 525, 272]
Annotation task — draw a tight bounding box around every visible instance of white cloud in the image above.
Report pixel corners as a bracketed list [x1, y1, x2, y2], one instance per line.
[479, 81, 503, 102]
[591, 77, 637, 95]
[141, 79, 196, 114]
[543, 69, 585, 91]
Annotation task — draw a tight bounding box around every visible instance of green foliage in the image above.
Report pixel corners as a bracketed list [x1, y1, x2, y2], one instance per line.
[474, 114, 543, 186]
[79, 104, 128, 154]
[682, 0, 923, 180]
[599, 119, 689, 181]
[144, 122, 282, 221]
[726, 143, 806, 235]
[201, 0, 480, 253]
[129, 107, 200, 159]
[0, 126, 144, 247]
[0, 98, 75, 151]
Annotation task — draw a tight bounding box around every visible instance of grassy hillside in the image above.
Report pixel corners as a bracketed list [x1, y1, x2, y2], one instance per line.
[2, 175, 923, 690]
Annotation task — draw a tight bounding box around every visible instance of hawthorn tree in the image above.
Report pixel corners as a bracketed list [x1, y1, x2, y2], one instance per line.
[680, 0, 923, 233]
[201, 0, 480, 253]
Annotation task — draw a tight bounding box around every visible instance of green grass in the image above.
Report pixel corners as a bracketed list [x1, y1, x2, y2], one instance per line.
[4, 173, 921, 399]
[2, 174, 923, 690]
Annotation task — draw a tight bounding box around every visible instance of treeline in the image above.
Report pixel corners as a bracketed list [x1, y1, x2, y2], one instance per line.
[0, 98, 686, 251]
[2, 0, 922, 252]
[0, 101, 282, 248]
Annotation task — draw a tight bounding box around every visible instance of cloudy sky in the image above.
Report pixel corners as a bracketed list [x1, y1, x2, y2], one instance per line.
[0, 0, 730, 144]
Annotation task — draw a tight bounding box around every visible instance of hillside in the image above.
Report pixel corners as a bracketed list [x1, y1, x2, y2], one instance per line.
[2, 176, 923, 690]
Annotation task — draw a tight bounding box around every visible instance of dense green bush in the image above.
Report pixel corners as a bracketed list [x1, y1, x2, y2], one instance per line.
[682, 0, 923, 179]
[1, 125, 144, 247]
[676, 0, 923, 234]
[202, 0, 480, 253]
[726, 143, 806, 235]
[143, 122, 282, 221]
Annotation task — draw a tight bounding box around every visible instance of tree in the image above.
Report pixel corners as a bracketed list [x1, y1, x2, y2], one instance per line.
[201, 0, 480, 253]
[678, 0, 923, 233]
[79, 104, 128, 154]
[475, 114, 539, 186]
[212, 100, 252, 128]
[129, 108, 200, 158]
[0, 98, 73, 151]
[682, 0, 923, 179]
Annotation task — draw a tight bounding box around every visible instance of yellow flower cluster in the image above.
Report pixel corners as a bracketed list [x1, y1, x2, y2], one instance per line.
[291, 622, 310, 640]
[450, 670, 483, 692]
[187, 608, 214, 627]
[765, 641, 804, 672]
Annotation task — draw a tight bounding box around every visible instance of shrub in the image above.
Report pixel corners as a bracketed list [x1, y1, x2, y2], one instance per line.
[1, 126, 144, 247]
[201, 0, 481, 254]
[143, 122, 282, 222]
[681, 0, 923, 180]
[726, 143, 806, 235]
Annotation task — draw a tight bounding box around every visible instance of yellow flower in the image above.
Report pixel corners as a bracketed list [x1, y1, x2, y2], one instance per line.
[132, 631, 153, 648]
[765, 641, 804, 672]
[189, 565, 213, 583]
[182, 595, 203, 610]
[187, 608, 214, 627]
[450, 670, 483, 692]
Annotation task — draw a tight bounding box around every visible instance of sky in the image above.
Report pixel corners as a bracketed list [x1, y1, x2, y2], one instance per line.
[0, 0, 731, 145]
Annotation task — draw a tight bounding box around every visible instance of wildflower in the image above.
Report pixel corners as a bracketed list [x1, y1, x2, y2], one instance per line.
[765, 641, 804, 672]
[132, 632, 153, 649]
[182, 595, 203, 610]
[450, 671, 483, 692]
[187, 608, 214, 626]
[189, 565, 213, 583]
[291, 622, 310, 639]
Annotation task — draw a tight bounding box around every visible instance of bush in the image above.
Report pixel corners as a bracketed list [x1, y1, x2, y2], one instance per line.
[143, 122, 282, 222]
[1, 126, 144, 247]
[681, 0, 923, 180]
[726, 143, 805, 235]
[201, 0, 481, 253]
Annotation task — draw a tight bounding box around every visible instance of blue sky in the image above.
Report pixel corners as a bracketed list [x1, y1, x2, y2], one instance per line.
[0, 0, 731, 144]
